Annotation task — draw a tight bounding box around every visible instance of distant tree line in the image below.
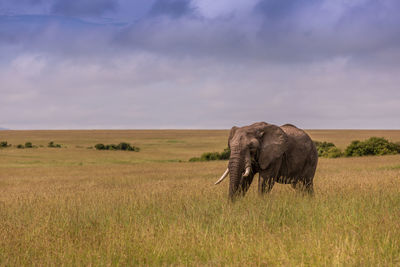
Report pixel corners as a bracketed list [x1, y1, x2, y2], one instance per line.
[188, 137, 400, 161]
[315, 137, 400, 158]
[0, 141, 62, 149]
[0, 140, 140, 152]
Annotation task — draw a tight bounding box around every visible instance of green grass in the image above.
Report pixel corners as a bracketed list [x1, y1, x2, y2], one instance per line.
[0, 130, 400, 265]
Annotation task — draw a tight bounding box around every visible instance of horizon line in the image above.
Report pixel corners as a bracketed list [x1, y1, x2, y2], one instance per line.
[2, 128, 400, 131]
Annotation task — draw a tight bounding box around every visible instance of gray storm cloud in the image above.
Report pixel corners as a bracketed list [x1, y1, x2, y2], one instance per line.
[0, 0, 399, 129]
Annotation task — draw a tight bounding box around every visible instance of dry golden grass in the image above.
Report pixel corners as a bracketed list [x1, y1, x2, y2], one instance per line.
[0, 130, 400, 265]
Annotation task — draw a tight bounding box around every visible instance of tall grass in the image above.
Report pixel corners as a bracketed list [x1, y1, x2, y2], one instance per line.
[0, 130, 400, 265]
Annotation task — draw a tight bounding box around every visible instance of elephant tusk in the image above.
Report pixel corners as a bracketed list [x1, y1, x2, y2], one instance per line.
[215, 168, 229, 185]
[243, 166, 251, 177]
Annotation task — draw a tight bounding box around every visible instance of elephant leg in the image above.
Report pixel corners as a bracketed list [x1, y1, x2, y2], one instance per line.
[258, 171, 275, 195]
[240, 173, 255, 196]
[291, 181, 298, 190]
[265, 177, 275, 193]
[300, 154, 317, 196]
[300, 165, 316, 196]
[259, 159, 282, 195]
[290, 177, 313, 195]
[303, 178, 314, 196]
[291, 180, 307, 194]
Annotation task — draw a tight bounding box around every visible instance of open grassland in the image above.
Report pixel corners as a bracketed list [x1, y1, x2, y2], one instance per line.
[1, 130, 400, 266]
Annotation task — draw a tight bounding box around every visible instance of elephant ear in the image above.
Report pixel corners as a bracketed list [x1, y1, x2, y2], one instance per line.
[228, 126, 238, 147]
[258, 125, 288, 170]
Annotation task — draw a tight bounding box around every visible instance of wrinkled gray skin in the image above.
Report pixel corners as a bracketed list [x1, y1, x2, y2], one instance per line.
[225, 122, 318, 200]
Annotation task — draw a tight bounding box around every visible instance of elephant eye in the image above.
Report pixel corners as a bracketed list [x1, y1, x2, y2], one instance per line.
[249, 140, 259, 153]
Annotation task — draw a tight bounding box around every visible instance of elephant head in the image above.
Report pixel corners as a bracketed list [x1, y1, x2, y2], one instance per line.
[215, 122, 288, 200]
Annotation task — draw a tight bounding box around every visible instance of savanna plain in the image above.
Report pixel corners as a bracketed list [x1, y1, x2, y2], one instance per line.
[1, 129, 400, 266]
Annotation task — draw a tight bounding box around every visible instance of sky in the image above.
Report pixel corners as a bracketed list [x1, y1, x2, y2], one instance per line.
[1, 0, 400, 129]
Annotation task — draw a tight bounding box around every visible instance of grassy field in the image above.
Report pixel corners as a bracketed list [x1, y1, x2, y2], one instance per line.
[0, 129, 400, 265]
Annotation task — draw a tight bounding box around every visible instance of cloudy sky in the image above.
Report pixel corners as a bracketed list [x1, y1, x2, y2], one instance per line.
[1, 0, 399, 129]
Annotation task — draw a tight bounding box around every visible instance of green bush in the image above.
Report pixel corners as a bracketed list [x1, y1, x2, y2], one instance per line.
[94, 143, 139, 152]
[345, 137, 399, 157]
[323, 147, 343, 158]
[190, 147, 231, 162]
[95, 143, 105, 150]
[219, 147, 231, 160]
[106, 144, 117, 150]
[395, 142, 400, 153]
[25, 142, 33, 148]
[115, 142, 140, 151]
[314, 141, 343, 158]
[15, 142, 37, 149]
[0, 141, 10, 148]
[48, 141, 62, 148]
[116, 142, 130, 151]
[201, 152, 220, 161]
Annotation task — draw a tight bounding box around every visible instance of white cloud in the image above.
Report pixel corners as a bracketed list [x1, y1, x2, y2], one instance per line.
[1, 0, 400, 129]
[1, 51, 400, 129]
[192, 0, 258, 18]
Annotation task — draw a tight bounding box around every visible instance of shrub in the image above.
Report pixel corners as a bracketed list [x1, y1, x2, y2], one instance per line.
[219, 147, 231, 160]
[201, 152, 221, 161]
[314, 141, 343, 158]
[94, 142, 139, 152]
[190, 147, 231, 162]
[115, 142, 139, 151]
[345, 137, 399, 157]
[95, 143, 106, 150]
[17, 144, 24, 149]
[116, 142, 130, 151]
[106, 144, 117, 150]
[323, 147, 343, 158]
[25, 142, 33, 148]
[0, 141, 10, 148]
[395, 142, 400, 153]
[48, 141, 62, 148]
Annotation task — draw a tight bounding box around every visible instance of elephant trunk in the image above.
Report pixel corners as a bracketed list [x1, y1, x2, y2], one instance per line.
[228, 148, 246, 200]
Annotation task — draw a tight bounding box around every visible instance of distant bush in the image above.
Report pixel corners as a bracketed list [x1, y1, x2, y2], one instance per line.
[219, 148, 231, 160]
[0, 141, 11, 148]
[25, 142, 33, 148]
[200, 152, 221, 161]
[189, 147, 230, 162]
[95, 143, 105, 150]
[323, 147, 343, 158]
[314, 141, 343, 158]
[116, 142, 140, 151]
[95, 142, 140, 152]
[48, 141, 61, 148]
[16, 142, 36, 149]
[345, 137, 400, 157]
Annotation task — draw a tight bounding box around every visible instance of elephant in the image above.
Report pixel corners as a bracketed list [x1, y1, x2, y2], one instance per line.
[215, 122, 318, 200]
